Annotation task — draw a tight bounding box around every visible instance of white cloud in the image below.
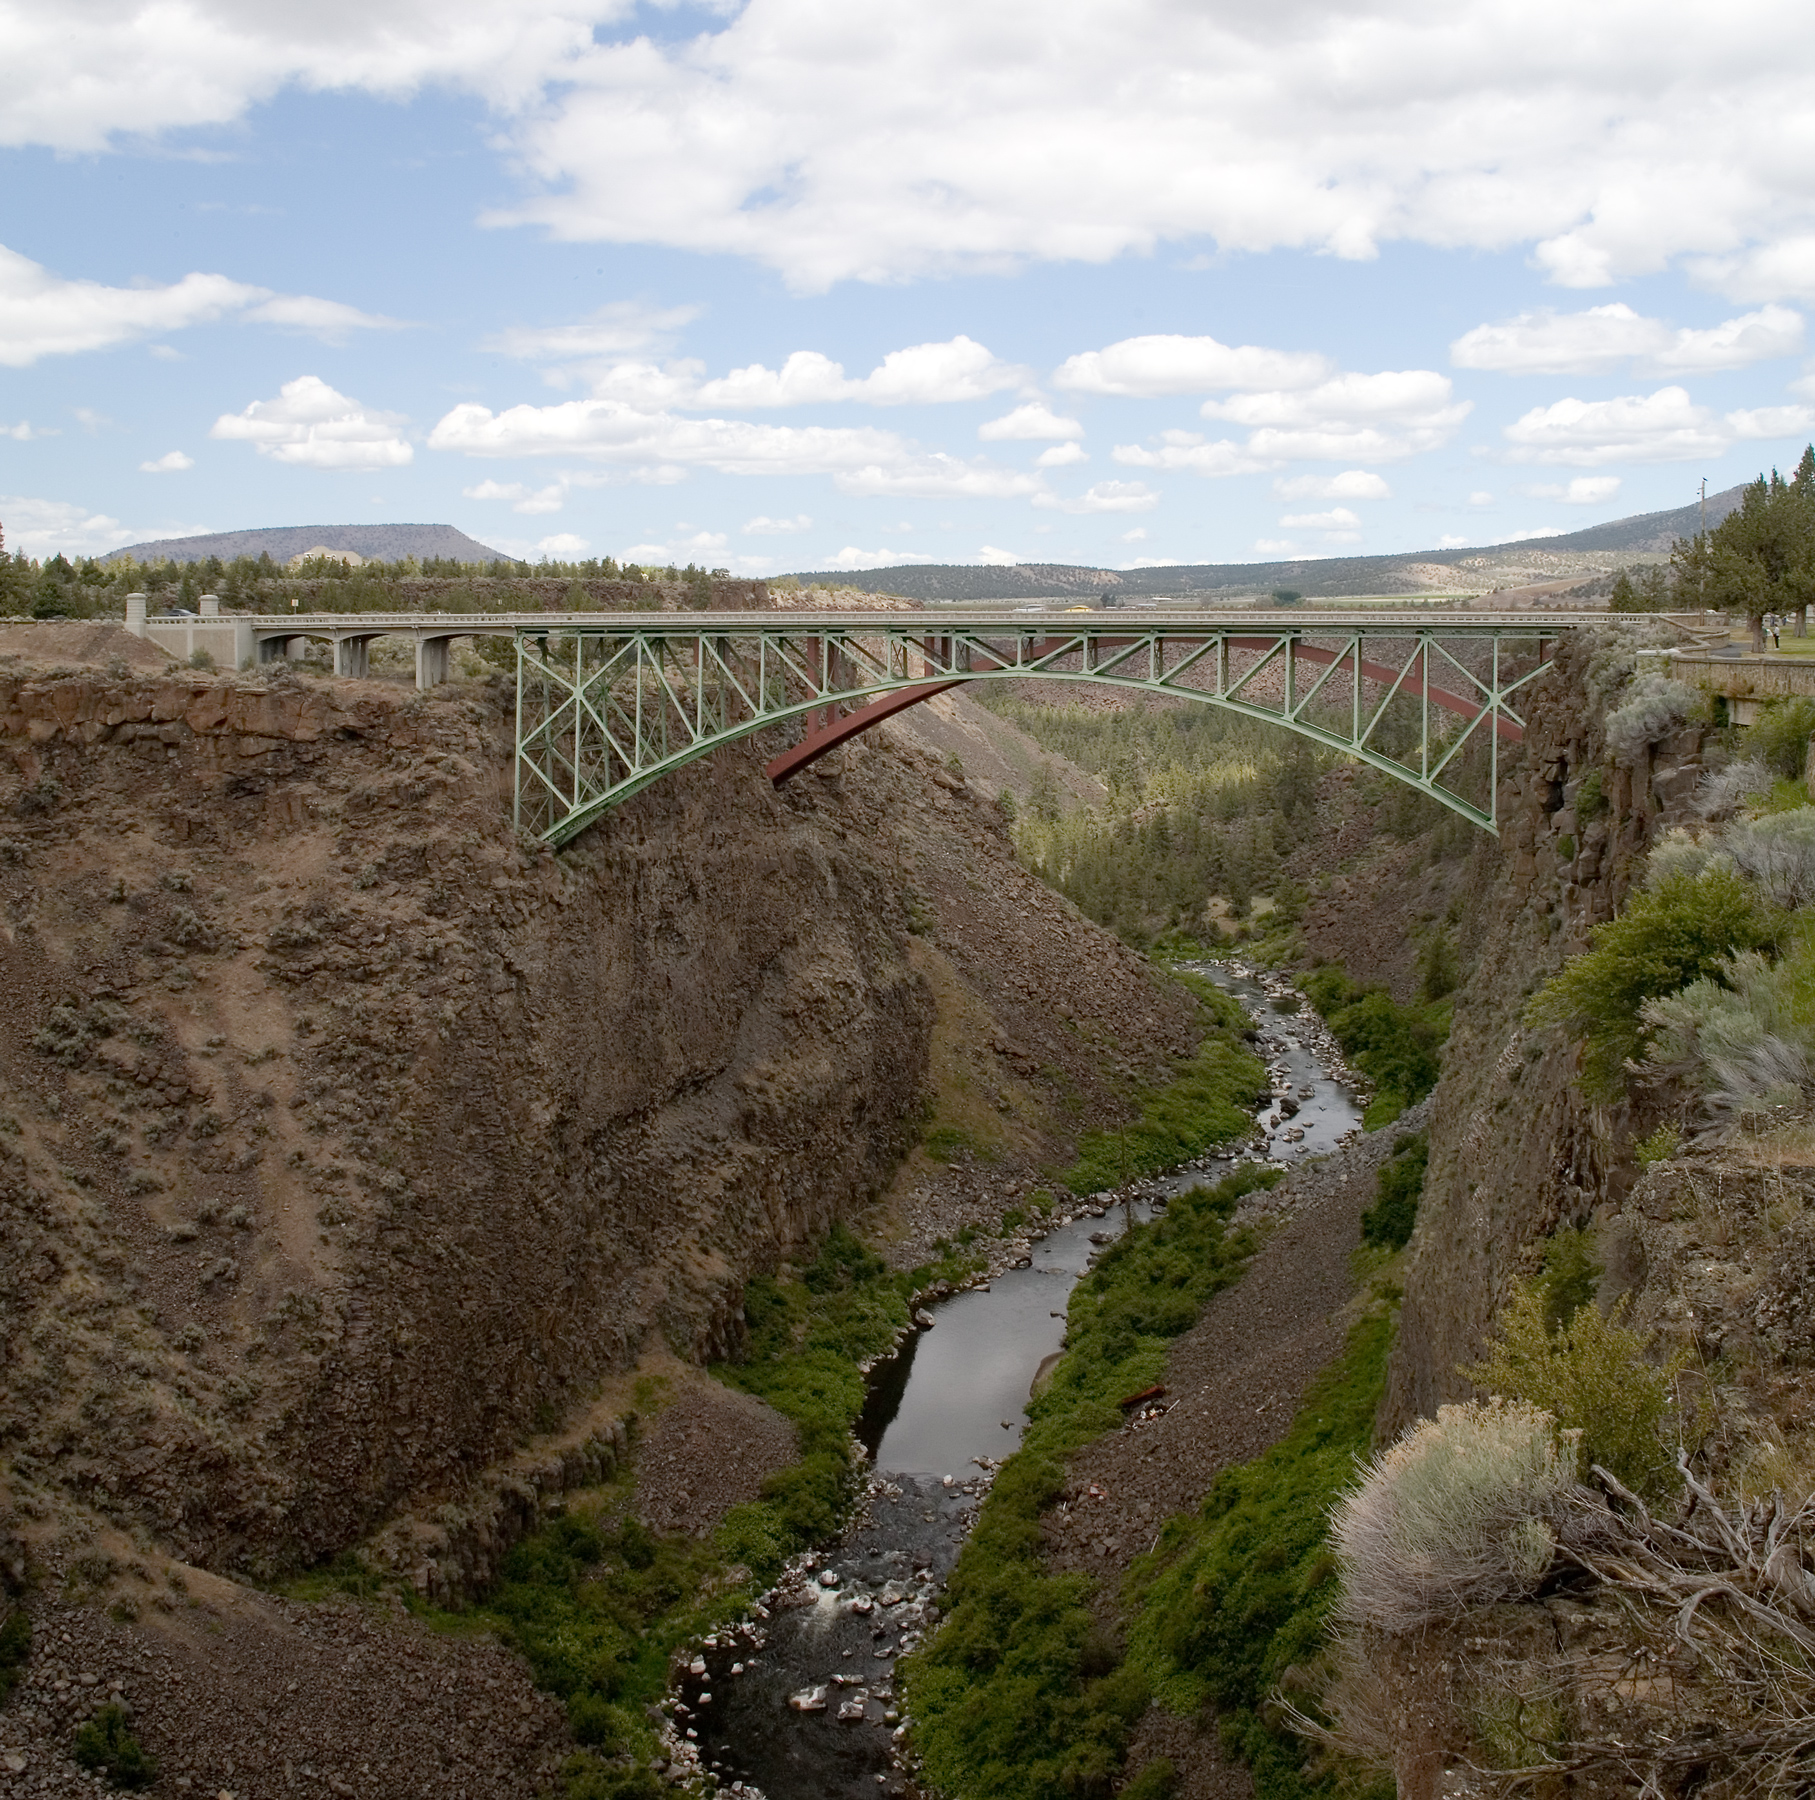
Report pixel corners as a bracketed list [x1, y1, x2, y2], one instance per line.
[577, 336, 1030, 410]
[1114, 373, 1464, 475]
[1501, 385, 1815, 465]
[743, 514, 813, 534]
[1436, 534, 1471, 547]
[463, 478, 565, 512]
[487, 531, 596, 559]
[0, 494, 143, 556]
[1273, 469, 1391, 501]
[1253, 539, 1301, 556]
[977, 545, 1023, 565]
[623, 530, 729, 562]
[1120, 528, 1147, 542]
[485, 301, 701, 362]
[13, 2, 1815, 299]
[838, 455, 1048, 499]
[1278, 507, 1362, 531]
[1113, 433, 1268, 479]
[1469, 490, 1494, 505]
[1035, 442, 1088, 468]
[1, 419, 53, 441]
[1202, 371, 1469, 462]
[1521, 475, 1622, 504]
[826, 546, 936, 570]
[978, 402, 1083, 441]
[1692, 238, 1815, 303]
[1034, 479, 1158, 514]
[1055, 334, 1331, 397]
[1452, 303, 1803, 376]
[429, 392, 1047, 501]
[138, 450, 194, 473]
[1498, 525, 1566, 541]
[211, 375, 414, 471]
[0, 242, 393, 367]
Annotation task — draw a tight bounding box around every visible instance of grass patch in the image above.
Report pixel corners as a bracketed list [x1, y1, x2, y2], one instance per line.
[1062, 983, 1267, 1193]
[902, 1165, 1279, 1800]
[1123, 1298, 1399, 1800]
[1299, 966, 1448, 1128]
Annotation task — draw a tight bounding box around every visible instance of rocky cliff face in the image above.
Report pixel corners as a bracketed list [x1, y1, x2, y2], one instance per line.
[1382, 634, 1711, 1433]
[0, 650, 1189, 1580]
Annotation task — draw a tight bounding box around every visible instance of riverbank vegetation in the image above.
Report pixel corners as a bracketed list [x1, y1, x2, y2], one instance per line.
[1062, 981, 1267, 1193]
[903, 1165, 1278, 1800]
[1298, 966, 1449, 1127]
[1125, 1297, 1399, 1800]
[400, 1228, 977, 1797]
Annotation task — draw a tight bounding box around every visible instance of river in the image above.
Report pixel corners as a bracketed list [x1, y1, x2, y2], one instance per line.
[661, 961, 1363, 1798]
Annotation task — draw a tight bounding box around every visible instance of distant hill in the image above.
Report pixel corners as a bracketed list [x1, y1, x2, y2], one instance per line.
[787, 484, 1753, 602]
[108, 523, 509, 565]
[1510, 483, 1746, 553]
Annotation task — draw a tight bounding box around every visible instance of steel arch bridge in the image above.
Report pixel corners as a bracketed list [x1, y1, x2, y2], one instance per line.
[512, 609, 1603, 846]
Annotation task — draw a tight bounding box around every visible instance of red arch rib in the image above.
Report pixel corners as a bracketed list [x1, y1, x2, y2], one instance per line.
[764, 634, 1520, 786]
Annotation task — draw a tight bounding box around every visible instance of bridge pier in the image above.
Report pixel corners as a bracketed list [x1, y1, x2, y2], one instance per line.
[415, 636, 452, 690]
[334, 638, 370, 679]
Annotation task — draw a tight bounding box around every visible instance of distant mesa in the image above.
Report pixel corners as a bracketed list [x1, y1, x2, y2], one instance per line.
[108, 523, 509, 566]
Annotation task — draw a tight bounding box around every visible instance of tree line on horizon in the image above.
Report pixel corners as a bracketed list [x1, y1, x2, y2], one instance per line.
[0, 531, 745, 621]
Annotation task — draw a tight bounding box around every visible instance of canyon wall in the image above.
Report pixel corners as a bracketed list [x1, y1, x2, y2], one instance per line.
[1381, 634, 1710, 1432]
[0, 647, 1190, 1580]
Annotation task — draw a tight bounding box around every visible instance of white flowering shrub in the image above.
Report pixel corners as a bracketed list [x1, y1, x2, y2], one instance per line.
[1605, 674, 1697, 765]
[1332, 1400, 1573, 1636]
[1721, 810, 1815, 910]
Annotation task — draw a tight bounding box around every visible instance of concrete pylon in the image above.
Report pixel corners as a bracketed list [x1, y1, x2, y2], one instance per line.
[199, 595, 221, 617]
[415, 636, 452, 689]
[125, 593, 147, 638]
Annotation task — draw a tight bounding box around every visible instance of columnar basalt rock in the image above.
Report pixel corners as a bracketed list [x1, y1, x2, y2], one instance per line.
[1380, 637, 1713, 1436]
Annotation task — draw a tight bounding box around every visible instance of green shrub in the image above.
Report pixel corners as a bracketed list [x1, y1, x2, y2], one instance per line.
[0, 1606, 29, 1699]
[1526, 866, 1778, 1097]
[1120, 1759, 1177, 1800]
[1750, 697, 1815, 781]
[1634, 1123, 1683, 1164]
[1125, 1307, 1397, 1800]
[72, 1704, 157, 1790]
[904, 1168, 1271, 1800]
[1534, 1228, 1601, 1332]
[1465, 1283, 1688, 1498]
[1301, 967, 1447, 1126]
[1360, 1133, 1427, 1250]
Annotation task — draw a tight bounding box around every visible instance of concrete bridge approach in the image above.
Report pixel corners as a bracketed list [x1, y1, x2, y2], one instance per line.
[126, 600, 1646, 845]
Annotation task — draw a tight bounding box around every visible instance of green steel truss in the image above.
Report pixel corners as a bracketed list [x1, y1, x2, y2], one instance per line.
[513, 612, 1570, 846]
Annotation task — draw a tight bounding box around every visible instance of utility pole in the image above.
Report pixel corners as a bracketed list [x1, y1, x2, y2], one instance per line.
[1698, 478, 1709, 613]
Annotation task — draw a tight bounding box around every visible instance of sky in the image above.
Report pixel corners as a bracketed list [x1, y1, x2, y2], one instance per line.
[3, 0, 1815, 577]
